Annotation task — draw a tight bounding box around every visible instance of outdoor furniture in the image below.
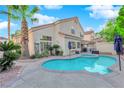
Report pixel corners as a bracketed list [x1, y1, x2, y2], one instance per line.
[75, 50, 80, 54]
[92, 51, 99, 54]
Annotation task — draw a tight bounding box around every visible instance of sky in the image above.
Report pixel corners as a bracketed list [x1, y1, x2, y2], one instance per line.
[0, 5, 121, 38]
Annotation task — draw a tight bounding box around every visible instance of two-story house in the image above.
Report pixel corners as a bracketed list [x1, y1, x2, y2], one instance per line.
[28, 17, 84, 56]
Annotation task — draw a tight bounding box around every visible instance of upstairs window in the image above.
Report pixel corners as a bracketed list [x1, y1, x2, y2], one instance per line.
[41, 36, 52, 41]
[71, 29, 75, 34]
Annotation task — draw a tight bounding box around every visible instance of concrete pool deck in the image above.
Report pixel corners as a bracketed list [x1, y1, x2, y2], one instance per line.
[1, 54, 124, 88]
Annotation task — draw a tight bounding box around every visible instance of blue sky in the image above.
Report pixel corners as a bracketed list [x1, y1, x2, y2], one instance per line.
[0, 5, 121, 38]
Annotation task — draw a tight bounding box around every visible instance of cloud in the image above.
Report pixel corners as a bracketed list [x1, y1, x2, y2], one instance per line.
[96, 23, 106, 32]
[85, 27, 94, 31]
[86, 5, 120, 19]
[0, 21, 16, 30]
[44, 5, 63, 10]
[33, 13, 59, 25]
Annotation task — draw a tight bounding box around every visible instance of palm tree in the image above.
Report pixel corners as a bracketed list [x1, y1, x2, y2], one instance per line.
[53, 44, 60, 55]
[12, 6, 39, 58]
[0, 6, 13, 41]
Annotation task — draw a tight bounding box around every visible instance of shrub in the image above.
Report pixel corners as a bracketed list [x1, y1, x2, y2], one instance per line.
[0, 41, 21, 72]
[48, 46, 53, 55]
[53, 44, 60, 55]
[35, 53, 42, 58]
[30, 53, 42, 59]
[30, 55, 36, 59]
[41, 50, 49, 57]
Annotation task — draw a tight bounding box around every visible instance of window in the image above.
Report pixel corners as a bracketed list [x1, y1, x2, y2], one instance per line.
[40, 36, 52, 52]
[71, 29, 75, 34]
[42, 36, 52, 41]
[40, 42, 52, 52]
[71, 42, 76, 49]
[77, 42, 80, 48]
[34, 43, 39, 54]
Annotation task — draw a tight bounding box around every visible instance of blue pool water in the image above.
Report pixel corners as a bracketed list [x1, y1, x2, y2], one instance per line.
[42, 55, 116, 74]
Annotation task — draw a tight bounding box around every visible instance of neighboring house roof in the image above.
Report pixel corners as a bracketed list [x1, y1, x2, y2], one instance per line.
[0, 36, 8, 40]
[84, 31, 94, 35]
[30, 17, 84, 33]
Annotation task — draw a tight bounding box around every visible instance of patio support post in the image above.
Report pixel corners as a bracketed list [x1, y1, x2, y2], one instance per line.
[118, 54, 121, 71]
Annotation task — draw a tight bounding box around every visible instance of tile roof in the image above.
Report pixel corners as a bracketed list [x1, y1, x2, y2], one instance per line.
[84, 31, 94, 35]
[0, 36, 8, 40]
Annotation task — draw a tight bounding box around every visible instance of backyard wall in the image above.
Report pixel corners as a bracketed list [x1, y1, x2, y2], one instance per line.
[95, 42, 116, 55]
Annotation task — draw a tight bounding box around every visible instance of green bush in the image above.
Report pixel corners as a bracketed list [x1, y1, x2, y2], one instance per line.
[48, 46, 53, 55]
[41, 50, 49, 57]
[35, 53, 42, 58]
[53, 44, 60, 56]
[30, 53, 42, 59]
[30, 55, 36, 59]
[30, 50, 49, 59]
[0, 41, 21, 72]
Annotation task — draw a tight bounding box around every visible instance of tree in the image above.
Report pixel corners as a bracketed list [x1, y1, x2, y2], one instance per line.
[0, 6, 17, 41]
[98, 20, 116, 42]
[12, 6, 39, 58]
[115, 5, 124, 40]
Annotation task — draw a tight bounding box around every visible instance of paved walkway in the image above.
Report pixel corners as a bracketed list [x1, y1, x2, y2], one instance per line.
[2, 55, 124, 88]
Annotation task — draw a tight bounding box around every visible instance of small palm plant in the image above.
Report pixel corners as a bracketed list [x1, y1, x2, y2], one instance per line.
[53, 44, 60, 55]
[48, 46, 53, 55]
[0, 41, 21, 72]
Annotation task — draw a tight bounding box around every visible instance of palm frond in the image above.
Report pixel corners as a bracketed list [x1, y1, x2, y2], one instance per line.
[0, 11, 11, 15]
[30, 6, 39, 17]
[31, 18, 39, 23]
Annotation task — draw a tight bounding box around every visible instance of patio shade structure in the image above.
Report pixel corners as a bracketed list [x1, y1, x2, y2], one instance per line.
[68, 41, 71, 56]
[114, 35, 123, 71]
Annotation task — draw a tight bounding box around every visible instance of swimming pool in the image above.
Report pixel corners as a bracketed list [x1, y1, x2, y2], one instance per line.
[41, 55, 116, 74]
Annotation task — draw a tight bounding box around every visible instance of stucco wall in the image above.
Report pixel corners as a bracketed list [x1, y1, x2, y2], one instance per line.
[95, 42, 116, 55]
[59, 20, 84, 37]
[28, 32, 35, 56]
[83, 33, 94, 42]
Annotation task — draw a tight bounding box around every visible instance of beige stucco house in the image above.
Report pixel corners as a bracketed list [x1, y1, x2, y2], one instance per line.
[82, 30, 96, 51]
[83, 30, 95, 42]
[12, 17, 84, 56]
